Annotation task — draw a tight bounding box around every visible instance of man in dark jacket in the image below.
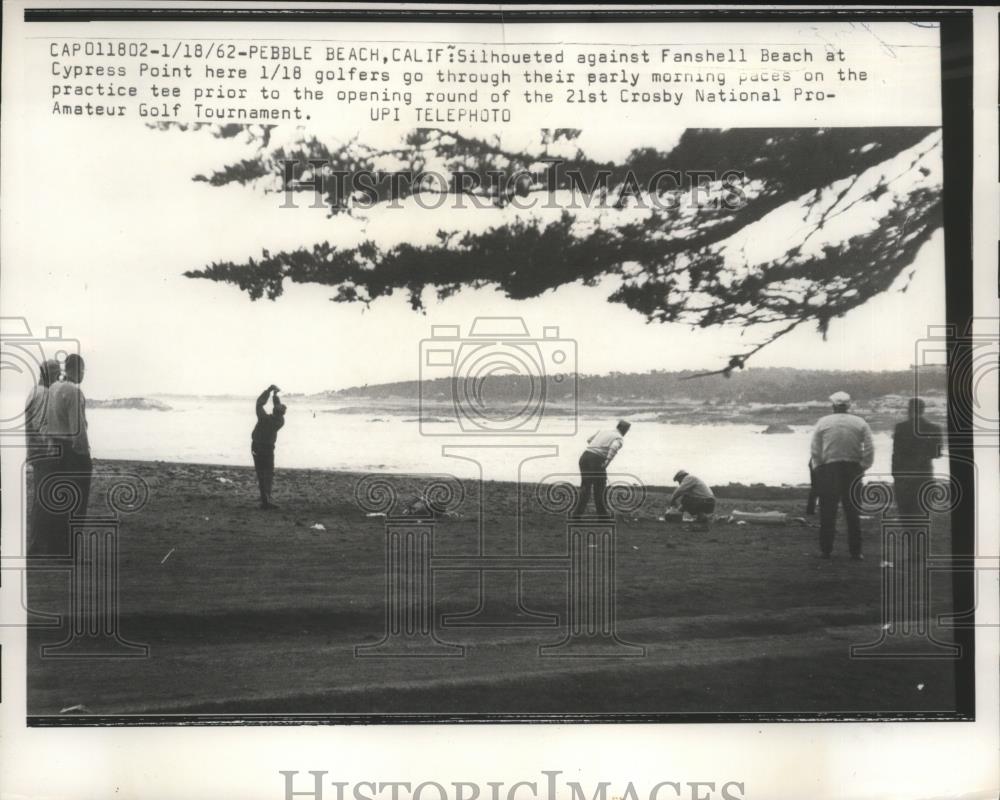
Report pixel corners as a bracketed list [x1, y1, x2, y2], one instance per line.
[252, 384, 286, 509]
[892, 397, 943, 517]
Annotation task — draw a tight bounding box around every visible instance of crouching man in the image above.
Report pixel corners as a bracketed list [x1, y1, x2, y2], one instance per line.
[668, 470, 716, 524]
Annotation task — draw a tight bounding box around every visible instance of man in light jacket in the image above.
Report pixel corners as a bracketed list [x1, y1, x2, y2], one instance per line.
[668, 470, 716, 523]
[810, 391, 874, 560]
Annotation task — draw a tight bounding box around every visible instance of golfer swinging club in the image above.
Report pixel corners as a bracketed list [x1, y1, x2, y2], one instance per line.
[252, 384, 286, 509]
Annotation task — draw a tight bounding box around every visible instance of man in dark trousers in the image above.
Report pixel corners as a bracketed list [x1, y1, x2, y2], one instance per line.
[572, 420, 630, 519]
[809, 391, 874, 560]
[892, 397, 943, 517]
[43, 354, 92, 555]
[252, 384, 286, 510]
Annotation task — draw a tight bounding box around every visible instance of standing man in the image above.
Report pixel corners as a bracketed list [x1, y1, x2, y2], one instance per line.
[810, 391, 874, 560]
[892, 397, 943, 516]
[25, 359, 61, 555]
[25, 358, 60, 461]
[668, 470, 716, 524]
[252, 384, 286, 510]
[43, 354, 92, 555]
[572, 420, 630, 519]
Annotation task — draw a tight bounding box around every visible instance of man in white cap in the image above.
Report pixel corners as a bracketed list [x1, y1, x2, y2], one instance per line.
[572, 419, 631, 519]
[810, 391, 874, 560]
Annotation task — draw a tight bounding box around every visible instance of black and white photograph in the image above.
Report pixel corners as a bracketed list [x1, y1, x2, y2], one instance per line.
[1, 5, 997, 800]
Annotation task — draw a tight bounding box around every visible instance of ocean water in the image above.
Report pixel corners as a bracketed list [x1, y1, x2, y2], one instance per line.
[81, 398, 949, 487]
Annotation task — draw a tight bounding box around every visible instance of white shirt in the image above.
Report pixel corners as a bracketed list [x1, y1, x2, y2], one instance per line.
[585, 429, 624, 465]
[811, 412, 874, 470]
[46, 380, 90, 456]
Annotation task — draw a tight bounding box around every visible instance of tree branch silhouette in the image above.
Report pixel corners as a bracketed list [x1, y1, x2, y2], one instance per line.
[163, 125, 942, 370]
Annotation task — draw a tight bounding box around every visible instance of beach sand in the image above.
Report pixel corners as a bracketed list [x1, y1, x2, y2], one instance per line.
[25, 459, 958, 718]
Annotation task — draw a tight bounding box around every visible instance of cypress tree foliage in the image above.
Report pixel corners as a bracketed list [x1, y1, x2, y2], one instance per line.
[160, 124, 942, 371]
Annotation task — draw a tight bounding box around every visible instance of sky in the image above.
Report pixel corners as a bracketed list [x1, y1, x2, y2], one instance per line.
[2, 117, 946, 400]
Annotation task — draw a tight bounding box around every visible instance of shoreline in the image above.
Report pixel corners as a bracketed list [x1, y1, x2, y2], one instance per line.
[88, 457, 815, 499]
[88, 397, 947, 432]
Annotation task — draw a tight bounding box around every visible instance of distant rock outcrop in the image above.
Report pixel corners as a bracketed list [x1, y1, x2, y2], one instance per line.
[761, 423, 794, 434]
[88, 397, 172, 411]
